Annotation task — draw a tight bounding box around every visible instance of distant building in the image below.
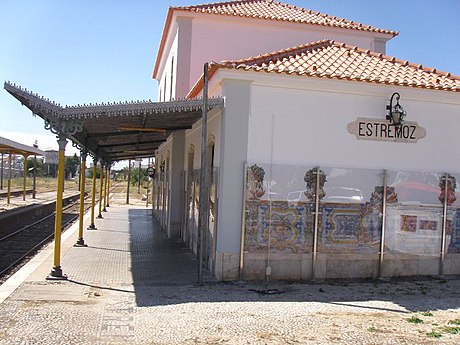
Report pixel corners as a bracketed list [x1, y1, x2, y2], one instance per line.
[44, 150, 59, 165]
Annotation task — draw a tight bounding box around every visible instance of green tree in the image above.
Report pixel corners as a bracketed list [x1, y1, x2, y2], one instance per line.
[87, 166, 102, 179]
[114, 167, 129, 181]
[26, 157, 44, 177]
[65, 154, 80, 178]
[131, 167, 147, 186]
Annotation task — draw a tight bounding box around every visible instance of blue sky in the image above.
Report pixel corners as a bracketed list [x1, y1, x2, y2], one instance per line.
[1, 0, 459, 157]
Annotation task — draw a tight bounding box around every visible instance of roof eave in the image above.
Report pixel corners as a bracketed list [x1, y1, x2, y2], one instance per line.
[0, 136, 46, 156]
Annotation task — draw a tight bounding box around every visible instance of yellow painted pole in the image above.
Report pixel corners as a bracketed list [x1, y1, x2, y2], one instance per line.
[126, 159, 131, 204]
[47, 136, 68, 280]
[88, 158, 98, 230]
[103, 165, 108, 212]
[106, 166, 111, 207]
[75, 152, 87, 246]
[22, 154, 29, 201]
[97, 163, 104, 219]
[146, 181, 149, 208]
[137, 159, 141, 194]
[7, 152, 12, 204]
[33, 155, 37, 199]
[1, 152, 3, 190]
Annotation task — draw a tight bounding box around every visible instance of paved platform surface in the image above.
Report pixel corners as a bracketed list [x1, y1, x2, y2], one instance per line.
[0, 195, 459, 344]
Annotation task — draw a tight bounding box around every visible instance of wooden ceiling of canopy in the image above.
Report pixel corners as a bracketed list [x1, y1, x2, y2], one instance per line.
[4, 82, 224, 162]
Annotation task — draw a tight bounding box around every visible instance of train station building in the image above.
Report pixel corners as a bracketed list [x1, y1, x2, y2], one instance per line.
[5, 0, 460, 282]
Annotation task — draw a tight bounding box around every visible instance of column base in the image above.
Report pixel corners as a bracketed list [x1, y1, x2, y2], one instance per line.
[46, 266, 67, 280]
[97, 214, 103, 219]
[74, 238, 87, 247]
[87, 223, 97, 230]
[102, 207, 107, 212]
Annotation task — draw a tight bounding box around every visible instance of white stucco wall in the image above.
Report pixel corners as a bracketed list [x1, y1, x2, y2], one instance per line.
[157, 31, 178, 102]
[155, 68, 460, 280]
[156, 12, 392, 99]
[155, 137, 172, 232]
[244, 74, 460, 173]
[183, 109, 222, 170]
[187, 15, 389, 97]
[209, 70, 460, 280]
[155, 107, 222, 239]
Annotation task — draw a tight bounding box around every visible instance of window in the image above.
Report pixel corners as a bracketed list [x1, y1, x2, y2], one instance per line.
[170, 56, 174, 100]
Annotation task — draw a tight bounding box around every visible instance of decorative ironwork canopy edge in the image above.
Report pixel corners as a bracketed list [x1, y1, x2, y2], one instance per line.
[4, 81, 224, 119]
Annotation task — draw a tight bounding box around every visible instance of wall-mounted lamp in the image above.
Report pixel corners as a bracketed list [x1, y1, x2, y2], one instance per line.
[160, 161, 165, 173]
[386, 92, 406, 127]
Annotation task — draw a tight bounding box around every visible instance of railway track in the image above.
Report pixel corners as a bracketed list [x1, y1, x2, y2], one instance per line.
[0, 183, 135, 285]
[0, 182, 123, 284]
[0, 198, 89, 283]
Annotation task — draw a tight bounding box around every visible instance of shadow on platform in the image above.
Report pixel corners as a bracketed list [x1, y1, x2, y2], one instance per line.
[60, 205, 460, 313]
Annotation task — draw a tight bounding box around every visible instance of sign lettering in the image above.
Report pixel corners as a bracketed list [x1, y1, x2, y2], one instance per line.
[348, 118, 426, 143]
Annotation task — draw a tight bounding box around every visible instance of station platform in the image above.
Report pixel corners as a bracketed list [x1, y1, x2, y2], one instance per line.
[0, 193, 215, 344]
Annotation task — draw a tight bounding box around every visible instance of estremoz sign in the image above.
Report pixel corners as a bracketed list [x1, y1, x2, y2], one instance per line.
[347, 118, 426, 143]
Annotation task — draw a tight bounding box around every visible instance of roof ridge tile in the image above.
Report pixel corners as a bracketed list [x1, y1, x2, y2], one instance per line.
[172, 0, 398, 36]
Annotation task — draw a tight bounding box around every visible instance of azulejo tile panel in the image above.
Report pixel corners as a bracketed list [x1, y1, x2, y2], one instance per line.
[245, 200, 313, 253]
[448, 209, 460, 253]
[320, 204, 381, 254]
[242, 164, 460, 259]
[244, 200, 383, 254]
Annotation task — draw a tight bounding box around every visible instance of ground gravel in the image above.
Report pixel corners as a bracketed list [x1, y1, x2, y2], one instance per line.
[0, 277, 459, 344]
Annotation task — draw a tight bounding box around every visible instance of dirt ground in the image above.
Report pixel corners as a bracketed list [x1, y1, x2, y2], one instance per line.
[0, 277, 459, 344]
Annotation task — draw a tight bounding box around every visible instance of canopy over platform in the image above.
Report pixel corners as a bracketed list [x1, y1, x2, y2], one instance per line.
[4, 82, 224, 162]
[0, 135, 45, 157]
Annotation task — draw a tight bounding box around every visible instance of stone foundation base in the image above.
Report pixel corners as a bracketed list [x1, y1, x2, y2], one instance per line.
[214, 251, 239, 281]
[213, 252, 460, 281]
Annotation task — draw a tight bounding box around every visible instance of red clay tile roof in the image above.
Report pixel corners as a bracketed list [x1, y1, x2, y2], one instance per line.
[153, 0, 398, 78]
[175, 0, 397, 36]
[187, 40, 460, 98]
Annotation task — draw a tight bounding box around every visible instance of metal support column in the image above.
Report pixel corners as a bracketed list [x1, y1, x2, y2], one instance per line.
[126, 159, 131, 204]
[106, 166, 111, 207]
[146, 180, 149, 208]
[137, 159, 141, 194]
[239, 163, 248, 281]
[103, 165, 108, 212]
[33, 154, 37, 199]
[97, 163, 104, 219]
[7, 152, 11, 204]
[75, 151, 88, 247]
[378, 170, 388, 278]
[311, 167, 321, 280]
[197, 62, 209, 285]
[47, 136, 68, 280]
[87, 158, 97, 230]
[440, 173, 449, 275]
[22, 154, 29, 201]
[1, 152, 3, 189]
